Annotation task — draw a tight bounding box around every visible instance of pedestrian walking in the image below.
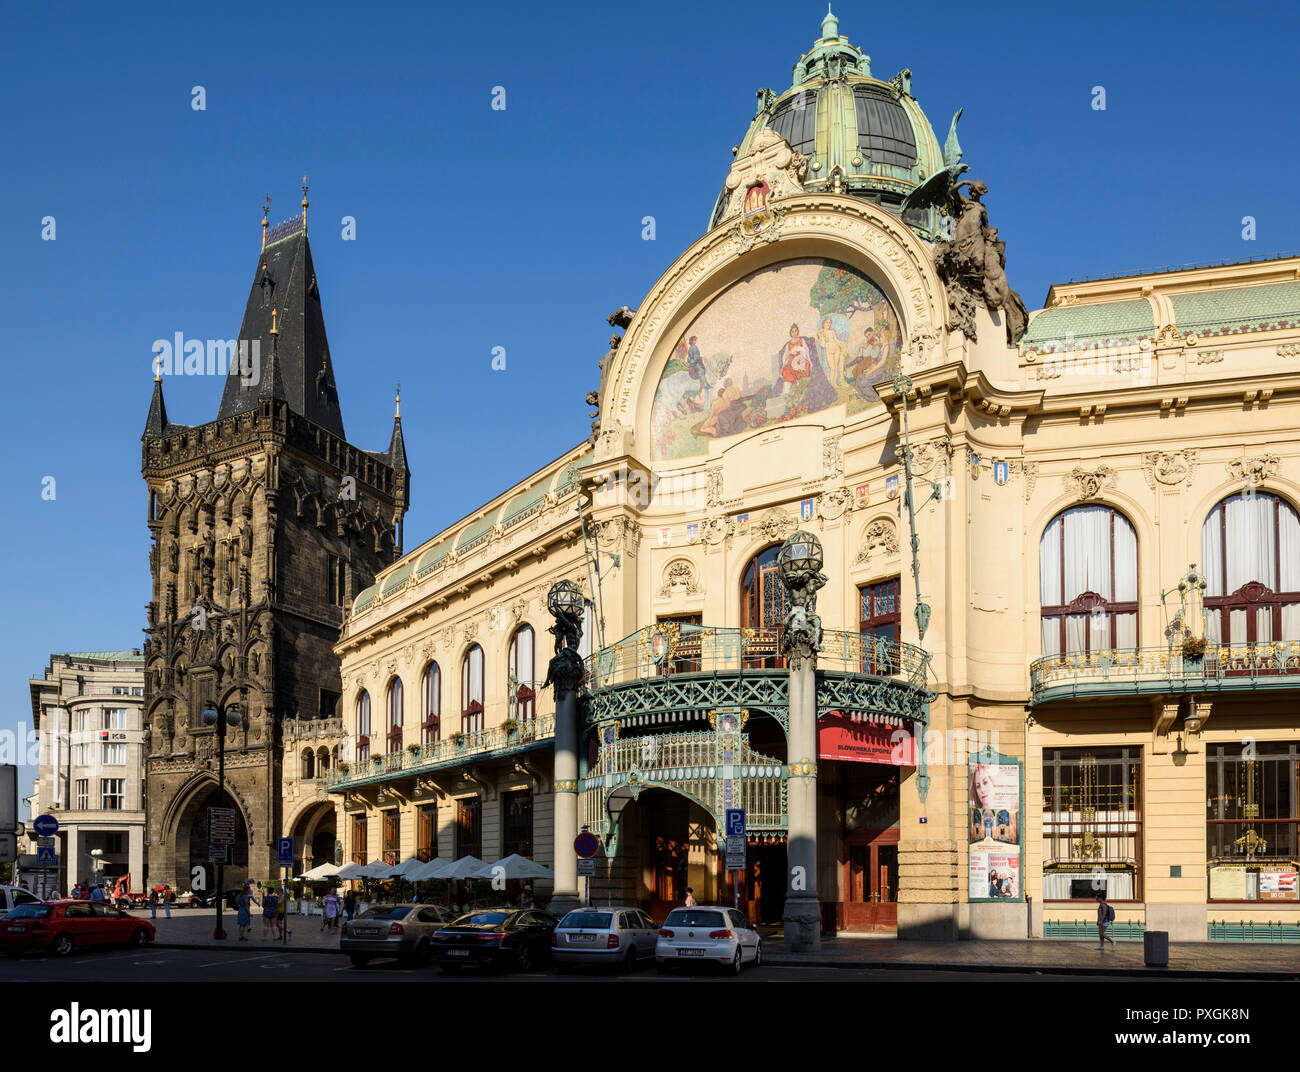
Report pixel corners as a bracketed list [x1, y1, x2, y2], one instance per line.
[684, 887, 696, 907]
[89, 884, 104, 903]
[148, 888, 158, 920]
[262, 889, 279, 938]
[277, 889, 288, 940]
[343, 889, 357, 922]
[236, 881, 256, 941]
[322, 890, 339, 932]
[164, 885, 173, 919]
[1095, 890, 1116, 949]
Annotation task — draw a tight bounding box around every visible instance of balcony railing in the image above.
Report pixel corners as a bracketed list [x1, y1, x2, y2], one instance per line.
[1029, 641, 1300, 703]
[585, 625, 929, 691]
[326, 712, 555, 791]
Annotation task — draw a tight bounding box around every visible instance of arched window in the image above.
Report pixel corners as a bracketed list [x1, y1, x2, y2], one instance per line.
[302, 748, 315, 779]
[461, 645, 484, 735]
[1202, 492, 1300, 645]
[508, 625, 536, 722]
[355, 690, 371, 763]
[386, 678, 403, 753]
[741, 545, 787, 668]
[1039, 506, 1138, 657]
[317, 746, 330, 774]
[421, 662, 441, 745]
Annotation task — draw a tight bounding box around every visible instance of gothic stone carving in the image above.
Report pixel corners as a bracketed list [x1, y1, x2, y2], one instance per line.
[1142, 450, 1198, 490]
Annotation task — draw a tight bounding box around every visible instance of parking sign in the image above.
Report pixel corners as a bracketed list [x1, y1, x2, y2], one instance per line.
[725, 808, 746, 838]
[277, 837, 294, 866]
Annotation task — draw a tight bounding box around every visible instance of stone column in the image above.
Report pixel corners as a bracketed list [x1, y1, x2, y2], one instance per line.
[129, 826, 145, 893]
[778, 531, 827, 952]
[545, 579, 587, 917]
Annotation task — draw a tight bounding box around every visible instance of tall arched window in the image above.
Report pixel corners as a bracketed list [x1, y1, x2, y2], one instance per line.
[421, 662, 441, 745]
[1202, 492, 1300, 644]
[386, 678, 403, 753]
[741, 545, 787, 668]
[355, 690, 371, 763]
[508, 625, 536, 722]
[1039, 506, 1138, 657]
[302, 748, 315, 779]
[461, 645, 484, 735]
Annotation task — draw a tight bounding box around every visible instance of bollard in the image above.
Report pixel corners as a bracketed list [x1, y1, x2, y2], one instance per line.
[1144, 929, 1168, 967]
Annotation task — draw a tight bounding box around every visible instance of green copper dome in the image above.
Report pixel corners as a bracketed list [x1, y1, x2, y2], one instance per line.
[711, 7, 961, 241]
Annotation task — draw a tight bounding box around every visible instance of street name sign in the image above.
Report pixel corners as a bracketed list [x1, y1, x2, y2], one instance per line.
[208, 807, 236, 844]
[725, 835, 746, 871]
[577, 858, 596, 877]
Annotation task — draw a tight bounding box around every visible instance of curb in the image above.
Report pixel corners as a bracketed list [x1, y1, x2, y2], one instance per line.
[762, 955, 1300, 980]
[152, 941, 342, 956]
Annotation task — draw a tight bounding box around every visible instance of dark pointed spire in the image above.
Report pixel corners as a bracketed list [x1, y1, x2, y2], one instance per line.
[144, 370, 168, 437]
[388, 384, 408, 472]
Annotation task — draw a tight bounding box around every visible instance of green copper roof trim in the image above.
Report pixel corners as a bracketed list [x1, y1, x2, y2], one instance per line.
[1169, 280, 1300, 338]
[415, 534, 455, 577]
[502, 481, 550, 528]
[353, 583, 379, 614]
[58, 651, 144, 663]
[380, 558, 416, 596]
[456, 506, 503, 552]
[1021, 298, 1154, 354]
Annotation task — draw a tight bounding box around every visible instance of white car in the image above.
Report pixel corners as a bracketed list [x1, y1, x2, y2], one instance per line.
[655, 906, 761, 974]
[0, 885, 43, 920]
[552, 907, 659, 970]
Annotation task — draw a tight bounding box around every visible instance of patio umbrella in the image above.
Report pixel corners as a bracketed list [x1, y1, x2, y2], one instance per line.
[405, 857, 452, 882]
[298, 862, 341, 881]
[334, 862, 366, 880]
[360, 859, 399, 879]
[441, 856, 488, 880]
[470, 854, 554, 881]
[388, 857, 430, 879]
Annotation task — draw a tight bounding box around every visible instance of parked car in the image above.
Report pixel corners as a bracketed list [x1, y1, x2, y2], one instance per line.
[552, 907, 658, 971]
[429, 908, 558, 972]
[182, 889, 244, 909]
[0, 901, 155, 956]
[655, 906, 762, 974]
[0, 885, 43, 920]
[340, 903, 458, 967]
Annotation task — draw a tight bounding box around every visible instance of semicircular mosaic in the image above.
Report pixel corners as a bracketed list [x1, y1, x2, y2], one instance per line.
[649, 258, 901, 461]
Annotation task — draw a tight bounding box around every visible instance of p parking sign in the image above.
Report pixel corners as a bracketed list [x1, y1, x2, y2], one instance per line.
[277, 837, 294, 866]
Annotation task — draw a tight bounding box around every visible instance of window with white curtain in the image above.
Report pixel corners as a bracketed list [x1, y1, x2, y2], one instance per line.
[421, 663, 441, 745]
[1201, 492, 1300, 645]
[508, 625, 536, 722]
[1039, 506, 1139, 657]
[355, 690, 371, 763]
[386, 678, 403, 753]
[461, 645, 484, 735]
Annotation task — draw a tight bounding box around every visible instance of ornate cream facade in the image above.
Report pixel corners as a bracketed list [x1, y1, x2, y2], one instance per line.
[331, 16, 1300, 941]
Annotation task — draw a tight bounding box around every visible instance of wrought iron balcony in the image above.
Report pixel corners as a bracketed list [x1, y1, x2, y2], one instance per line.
[1029, 641, 1300, 704]
[583, 625, 932, 731]
[325, 712, 555, 792]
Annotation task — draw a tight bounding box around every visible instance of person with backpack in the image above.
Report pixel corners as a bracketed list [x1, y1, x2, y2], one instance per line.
[1096, 890, 1116, 949]
[164, 885, 174, 919]
[148, 887, 159, 920]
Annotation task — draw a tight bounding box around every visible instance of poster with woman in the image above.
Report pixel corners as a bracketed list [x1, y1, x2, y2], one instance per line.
[968, 756, 1023, 900]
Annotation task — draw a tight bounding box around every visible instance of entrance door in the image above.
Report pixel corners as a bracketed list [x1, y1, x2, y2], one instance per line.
[843, 830, 898, 932]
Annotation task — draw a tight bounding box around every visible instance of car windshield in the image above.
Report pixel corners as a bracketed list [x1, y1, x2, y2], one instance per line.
[663, 909, 725, 928]
[7, 904, 51, 919]
[456, 912, 510, 926]
[560, 911, 612, 929]
[357, 905, 409, 920]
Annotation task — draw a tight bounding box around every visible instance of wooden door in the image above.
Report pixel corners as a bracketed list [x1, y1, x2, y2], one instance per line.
[842, 829, 898, 932]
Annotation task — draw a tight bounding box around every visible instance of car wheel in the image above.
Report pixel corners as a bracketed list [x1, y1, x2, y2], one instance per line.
[348, 954, 370, 968]
[729, 948, 742, 976]
[52, 934, 74, 957]
[621, 946, 637, 973]
[753, 940, 762, 968]
[514, 944, 532, 972]
[129, 927, 150, 948]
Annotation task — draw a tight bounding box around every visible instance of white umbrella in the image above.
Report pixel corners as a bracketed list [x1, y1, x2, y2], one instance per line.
[470, 854, 554, 881]
[441, 856, 488, 880]
[334, 862, 366, 880]
[298, 862, 341, 881]
[360, 859, 399, 879]
[387, 857, 429, 879]
[405, 857, 452, 882]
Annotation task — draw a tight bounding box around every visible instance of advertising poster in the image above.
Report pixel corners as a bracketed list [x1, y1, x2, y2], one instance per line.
[1260, 868, 1299, 901]
[817, 712, 916, 766]
[969, 758, 1022, 900]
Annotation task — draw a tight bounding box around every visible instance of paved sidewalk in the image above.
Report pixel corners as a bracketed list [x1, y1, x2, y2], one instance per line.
[132, 909, 1300, 977]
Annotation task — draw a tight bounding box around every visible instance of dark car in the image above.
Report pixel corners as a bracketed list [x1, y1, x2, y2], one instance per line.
[340, 903, 458, 967]
[430, 909, 558, 972]
[0, 901, 155, 956]
[185, 889, 245, 909]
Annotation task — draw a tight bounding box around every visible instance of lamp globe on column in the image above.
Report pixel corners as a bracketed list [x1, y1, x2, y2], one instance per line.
[547, 579, 585, 625]
[777, 530, 824, 585]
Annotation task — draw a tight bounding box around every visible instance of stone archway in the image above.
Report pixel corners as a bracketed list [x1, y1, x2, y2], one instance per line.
[611, 787, 719, 920]
[167, 780, 251, 894]
[288, 801, 338, 873]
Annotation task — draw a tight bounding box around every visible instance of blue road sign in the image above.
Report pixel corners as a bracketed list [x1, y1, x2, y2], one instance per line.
[276, 837, 294, 866]
[37, 845, 56, 862]
[33, 814, 58, 837]
[725, 808, 746, 837]
[574, 832, 599, 859]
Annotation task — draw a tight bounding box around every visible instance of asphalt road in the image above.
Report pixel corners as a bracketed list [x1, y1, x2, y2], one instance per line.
[0, 946, 1169, 982]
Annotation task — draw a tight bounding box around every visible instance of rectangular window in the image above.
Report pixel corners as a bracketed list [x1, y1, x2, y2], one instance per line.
[456, 798, 482, 860]
[1207, 741, 1298, 902]
[101, 743, 126, 765]
[656, 615, 702, 675]
[382, 809, 401, 866]
[100, 779, 125, 811]
[350, 814, 367, 865]
[73, 710, 89, 733]
[418, 804, 437, 858]
[104, 833, 125, 855]
[72, 743, 90, 767]
[859, 578, 901, 674]
[75, 779, 88, 811]
[502, 790, 533, 859]
[327, 554, 346, 606]
[102, 708, 126, 730]
[1041, 747, 1142, 901]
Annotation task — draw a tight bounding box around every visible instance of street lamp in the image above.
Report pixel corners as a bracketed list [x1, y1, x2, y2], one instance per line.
[201, 700, 241, 939]
[90, 848, 104, 893]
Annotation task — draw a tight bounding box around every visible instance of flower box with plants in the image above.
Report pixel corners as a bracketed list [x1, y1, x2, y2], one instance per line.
[451, 731, 467, 747]
[504, 718, 519, 738]
[407, 743, 421, 758]
[1180, 636, 1208, 660]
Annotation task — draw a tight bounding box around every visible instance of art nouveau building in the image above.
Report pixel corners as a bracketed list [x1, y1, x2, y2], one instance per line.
[332, 11, 1300, 941]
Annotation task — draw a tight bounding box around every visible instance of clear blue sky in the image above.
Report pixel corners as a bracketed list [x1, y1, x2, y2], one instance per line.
[2, 0, 1297, 813]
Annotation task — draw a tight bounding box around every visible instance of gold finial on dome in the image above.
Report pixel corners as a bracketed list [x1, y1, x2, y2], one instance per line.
[395, 381, 401, 418]
[270, 304, 279, 336]
[301, 175, 309, 230]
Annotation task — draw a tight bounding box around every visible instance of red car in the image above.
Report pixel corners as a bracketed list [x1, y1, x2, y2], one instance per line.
[0, 900, 155, 956]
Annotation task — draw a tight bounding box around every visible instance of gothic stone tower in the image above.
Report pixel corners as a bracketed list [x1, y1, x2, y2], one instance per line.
[141, 207, 409, 889]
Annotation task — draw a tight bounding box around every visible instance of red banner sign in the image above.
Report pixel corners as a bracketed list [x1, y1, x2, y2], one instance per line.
[817, 712, 915, 766]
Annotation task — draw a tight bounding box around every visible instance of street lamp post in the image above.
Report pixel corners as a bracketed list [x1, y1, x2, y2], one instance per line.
[544, 578, 586, 916]
[202, 700, 241, 940]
